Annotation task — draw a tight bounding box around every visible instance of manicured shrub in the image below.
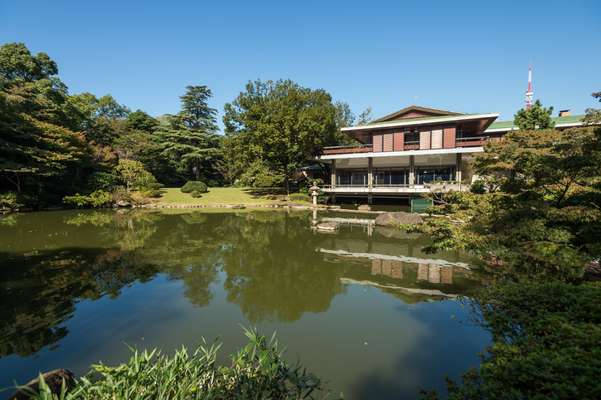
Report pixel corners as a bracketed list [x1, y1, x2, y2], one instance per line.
[30, 328, 324, 399]
[190, 190, 203, 198]
[289, 193, 311, 202]
[63, 190, 112, 208]
[470, 180, 486, 194]
[181, 181, 208, 194]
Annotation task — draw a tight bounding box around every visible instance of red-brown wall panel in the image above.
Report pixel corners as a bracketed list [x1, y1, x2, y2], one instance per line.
[393, 132, 404, 151]
[383, 133, 393, 151]
[443, 127, 456, 148]
[372, 134, 383, 152]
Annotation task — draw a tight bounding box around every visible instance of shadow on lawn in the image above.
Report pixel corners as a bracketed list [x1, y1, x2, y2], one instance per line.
[244, 187, 291, 200]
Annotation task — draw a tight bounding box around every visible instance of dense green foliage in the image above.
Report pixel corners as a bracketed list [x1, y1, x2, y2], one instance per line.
[222, 80, 340, 191]
[513, 99, 554, 130]
[420, 118, 601, 399]
[63, 190, 112, 208]
[28, 328, 323, 399]
[0, 43, 221, 208]
[425, 281, 601, 400]
[421, 126, 601, 280]
[181, 181, 208, 194]
[583, 91, 601, 124]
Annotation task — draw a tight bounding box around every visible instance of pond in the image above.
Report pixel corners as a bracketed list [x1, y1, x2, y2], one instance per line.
[0, 209, 489, 399]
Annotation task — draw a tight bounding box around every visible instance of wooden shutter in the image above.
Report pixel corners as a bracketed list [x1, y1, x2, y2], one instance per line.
[419, 130, 431, 149]
[383, 133, 393, 152]
[372, 133, 383, 152]
[393, 132, 404, 151]
[443, 127, 456, 148]
[431, 129, 443, 149]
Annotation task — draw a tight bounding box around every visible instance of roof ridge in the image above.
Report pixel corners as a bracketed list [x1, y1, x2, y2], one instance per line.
[371, 105, 463, 123]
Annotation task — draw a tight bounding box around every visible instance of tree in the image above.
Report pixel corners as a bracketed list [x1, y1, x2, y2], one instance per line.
[333, 101, 359, 145]
[69, 92, 129, 145]
[0, 42, 57, 81]
[126, 109, 158, 132]
[418, 126, 601, 280]
[513, 99, 554, 130]
[223, 79, 338, 192]
[179, 85, 218, 132]
[0, 43, 88, 204]
[583, 91, 601, 125]
[153, 114, 221, 184]
[114, 159, 157, 192]
[356, 107, 373, 126]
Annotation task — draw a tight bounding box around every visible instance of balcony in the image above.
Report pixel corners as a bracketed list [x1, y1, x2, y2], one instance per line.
[320, 137, 489, 157]
[321, 182, 469, 194]
[321, 144, 373, 155]
[455, 136, 487, 147]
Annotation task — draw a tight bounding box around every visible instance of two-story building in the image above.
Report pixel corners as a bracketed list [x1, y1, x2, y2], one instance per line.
[317, 105, 501, 203]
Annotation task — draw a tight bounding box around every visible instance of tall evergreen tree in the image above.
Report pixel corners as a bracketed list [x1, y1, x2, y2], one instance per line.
[179, 85, 218, 132]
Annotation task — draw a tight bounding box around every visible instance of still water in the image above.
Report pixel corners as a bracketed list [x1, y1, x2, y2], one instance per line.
[0, 209, 489, 399]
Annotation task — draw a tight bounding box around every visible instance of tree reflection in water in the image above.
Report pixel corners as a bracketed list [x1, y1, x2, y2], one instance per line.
[0, 209, 481, 360]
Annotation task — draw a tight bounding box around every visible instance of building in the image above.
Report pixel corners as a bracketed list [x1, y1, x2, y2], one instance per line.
[485, 110, 587, 134]
[318, 106, 592, 203]
[317, 105, 501, 203]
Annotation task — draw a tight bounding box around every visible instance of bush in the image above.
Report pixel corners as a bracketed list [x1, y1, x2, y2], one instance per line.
[426, 281, 601, 400]
[288, 193, 311, 202]
[0, 192, 22, 210]
[30, 328, 324, 399]
[63, 190, 112, 208]
[470, 180, 486, 194]
[239, 160, 284, 188]
[181, 181, 208, 194]
[87, 172, 118, 191]
[190, 191, 203, 198]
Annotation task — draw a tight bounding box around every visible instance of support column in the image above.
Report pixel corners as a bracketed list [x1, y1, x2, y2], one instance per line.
[455, 153, 462, 183]
[367, 157, 373, 205]
[330, 160, 336, 204]
[409, 155, 415, 185]
[330, 160, 336, 188]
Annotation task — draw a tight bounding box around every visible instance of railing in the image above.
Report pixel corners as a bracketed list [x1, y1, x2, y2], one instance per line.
[455, 136, 487, 147]
[403, 142, 420, 150]
[322, 144, 373, 155]
[320, 136, 490, 156]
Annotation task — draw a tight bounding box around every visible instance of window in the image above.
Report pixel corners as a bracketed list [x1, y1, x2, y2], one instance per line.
[416, 167, 455, 184]
[374, 169, 409, 186]
[336, 170, 367, 186]
[404, 130, 419, 144]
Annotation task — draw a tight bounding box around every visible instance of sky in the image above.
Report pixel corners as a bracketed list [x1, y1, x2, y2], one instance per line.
[1, 0, 600, 129]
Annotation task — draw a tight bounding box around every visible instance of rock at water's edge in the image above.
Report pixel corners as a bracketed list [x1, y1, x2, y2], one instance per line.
[10, 369, 75, 400]
[375, 211, 423, 227]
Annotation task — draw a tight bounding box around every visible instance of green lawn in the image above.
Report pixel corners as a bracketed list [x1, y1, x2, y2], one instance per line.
[156, 187, 307, 205]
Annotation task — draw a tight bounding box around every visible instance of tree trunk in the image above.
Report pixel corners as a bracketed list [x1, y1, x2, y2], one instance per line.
[284, 165, 290, 196]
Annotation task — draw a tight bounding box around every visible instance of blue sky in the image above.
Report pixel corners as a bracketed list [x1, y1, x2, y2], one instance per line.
[2, 0, 600, 128]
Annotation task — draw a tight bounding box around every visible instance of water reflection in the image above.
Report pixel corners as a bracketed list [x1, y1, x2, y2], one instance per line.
[0, 209, 483, 387]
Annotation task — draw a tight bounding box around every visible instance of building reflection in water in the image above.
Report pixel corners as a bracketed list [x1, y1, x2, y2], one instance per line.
[311, 211, 480, 299]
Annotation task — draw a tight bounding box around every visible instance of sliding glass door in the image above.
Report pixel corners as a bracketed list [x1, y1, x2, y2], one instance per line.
[336, 170, 367, 186]
[374, 169, 409, 186]
[415, 166, 455, 184]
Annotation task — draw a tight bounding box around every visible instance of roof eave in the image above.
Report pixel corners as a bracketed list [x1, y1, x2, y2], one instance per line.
[342, 113, 500, 132]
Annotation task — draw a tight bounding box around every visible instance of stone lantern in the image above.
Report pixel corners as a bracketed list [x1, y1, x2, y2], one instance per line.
[309, 182, 320, 206]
